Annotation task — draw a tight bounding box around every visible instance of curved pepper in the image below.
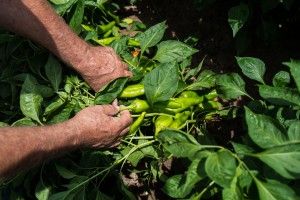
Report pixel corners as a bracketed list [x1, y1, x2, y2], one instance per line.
[196, 101, 221, 113]
[154, 115, 173, 136]
[129, 112, 146, 134]
[118, 84, 144, 98]
[126, 99, 150, 113]
[169, 111, 192, 129]
[153, 97, 201, 114]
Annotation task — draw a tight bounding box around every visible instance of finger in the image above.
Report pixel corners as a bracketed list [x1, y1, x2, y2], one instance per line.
[119, 126, 130, 137]
[118, 109, 133, 127]
[124, 71, 133, 78]
[112, 99, 119, 109]
[122, 62, 129, 70]
[99, 104, 119, 116]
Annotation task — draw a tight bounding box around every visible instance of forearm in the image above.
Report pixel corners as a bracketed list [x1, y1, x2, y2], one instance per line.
[0, 121, 79, 179]
[0, 0, 88, 70]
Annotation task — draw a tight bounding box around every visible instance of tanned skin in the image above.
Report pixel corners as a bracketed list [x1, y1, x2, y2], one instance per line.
[0, 0, 133, 179]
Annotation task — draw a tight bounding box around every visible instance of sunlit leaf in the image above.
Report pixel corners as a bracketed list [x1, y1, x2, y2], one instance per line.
[288, 121, 300, 141]
[236, 57, 266, 84]
[272, 71, 290, 87]
[245, 107, 288, 149]
[153, 40, 198, 63]
[254, 143, 300, 179]
[205, 150, 237, 188]
[283, 59, 300, 92]
[216, 73, 249, 100]
[144, 62, 179, 104]
[259, 85, 300, 106]
[254, 178, 298, 200]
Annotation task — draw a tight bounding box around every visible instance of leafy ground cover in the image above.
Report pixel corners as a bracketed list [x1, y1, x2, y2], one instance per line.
[1, 0, 300, 199]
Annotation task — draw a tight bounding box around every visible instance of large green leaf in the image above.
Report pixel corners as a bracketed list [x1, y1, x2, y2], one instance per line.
[283, 59, 300, 92]
[44, 54, 62, 92]
[20, 76, 43, 124]
[144, 62, 179, 105]
[228, 3, 249, 37]
[236, 57, 266, 84]
[259, 85, 300, 106]
[254, 143, 300, 179]
[136, 21, 166, 53]
[288, 121, 300, 141]
[162, 158, 206, 198]
[95, 77, 129, 104]
[254, 178, 298, 200]
[222, 169, 244, 200]
[69, 0, 85, 34]
[245, 107, 288, 149]
[216, 73, 249, 100]
[205, 150, 237, 188]
[153, 40, 198, 63]
[272, 71, 290, 87]
[157, 130, 206, 160]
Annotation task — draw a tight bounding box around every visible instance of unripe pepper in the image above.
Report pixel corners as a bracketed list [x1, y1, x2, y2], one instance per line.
[154, 115, 173, 136]
[179, 91, 204, 101]
[169, 111, 192, 129]
[118, 84, 145, 98]
[125, 99, 150, 113]
[196, 101, 221, 113]
[129, 112, 146, 134]
[153, 97, 201, 114]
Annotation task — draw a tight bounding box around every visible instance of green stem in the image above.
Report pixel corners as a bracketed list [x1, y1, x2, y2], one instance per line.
[193, 180, 215, 199]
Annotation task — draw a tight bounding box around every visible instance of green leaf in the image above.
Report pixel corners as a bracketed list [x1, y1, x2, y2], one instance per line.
[205, 150, 237, 188]
[231, 141, 255, 155]
[136, 21, 166, 53]
[162, 158, 206, 198]
[20, 76, 43, 124]
[236, 57, 266, 84]
[44, 54, 62, 92]
[216, 73, 249, 100]
[254, 143, 300, 179]
[121, 146, 144, 167]
[272, 71, 290, 87]
[288, 121, 300, 141]
[283, 59, 300, 92]
[47, 103, 73, 124]
[44, 98, 65, 116]
[0, 122, 9, 127]
[254, 178, 298, 200]
[95, 77, 129, 105]
[222, 168, 244, 200]
[49, 0, 69, 5]
[35, 181, 51, 200]
[259, 85, 300, 106]
[11, 117, 36, 126]
[69, 0, 85, 34]
[144, 62, 179, 105]
[245, 107, 288, 149]
[157, 130, 206, 160]
[55, 164, 77, 179]
[153, 40, 198, 63]
[228, 3, 249, 37]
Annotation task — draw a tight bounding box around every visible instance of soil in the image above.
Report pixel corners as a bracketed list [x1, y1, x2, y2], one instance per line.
[115, 0, 300, 199]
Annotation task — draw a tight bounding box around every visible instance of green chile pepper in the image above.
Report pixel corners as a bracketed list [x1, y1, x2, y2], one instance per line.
[98, 21, 116, 33]
[126, 99, 150, 113]
[154, 115, 173, 136]
[196, 100, 221, 112]
[204, 88, 218, 100]
[129, 112, 146, 134]
[118, 84, 145, 98]
[153, 97, 201, 114]
[179, 91, 204, 100]
[169, 111, 192, 129]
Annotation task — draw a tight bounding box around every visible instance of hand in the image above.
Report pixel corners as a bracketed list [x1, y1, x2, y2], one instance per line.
[77, 46, 132, 92]
[70, 104, 132, 148]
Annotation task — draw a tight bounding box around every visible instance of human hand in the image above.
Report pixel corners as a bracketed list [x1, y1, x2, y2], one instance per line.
[69, 104, 132, 148]
[76, 46, 132, 92]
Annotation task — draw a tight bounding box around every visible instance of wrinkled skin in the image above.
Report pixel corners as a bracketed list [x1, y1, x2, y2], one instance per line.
[71, 103, 132, 148]
[78, 46, 132, 92]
